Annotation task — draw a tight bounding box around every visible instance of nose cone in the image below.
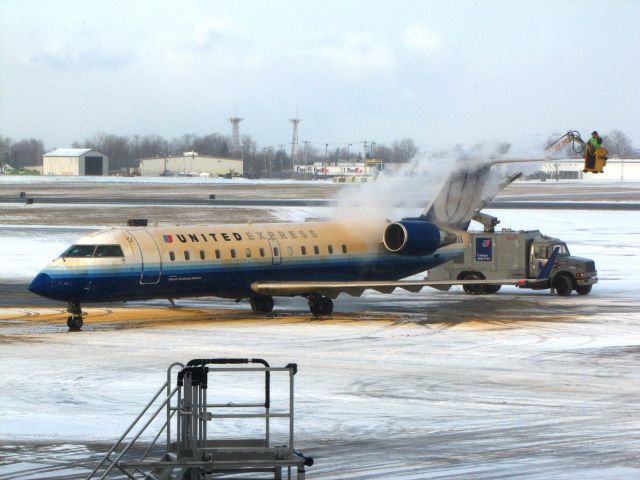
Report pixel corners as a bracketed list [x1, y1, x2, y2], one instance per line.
[29, 272, 53, 298]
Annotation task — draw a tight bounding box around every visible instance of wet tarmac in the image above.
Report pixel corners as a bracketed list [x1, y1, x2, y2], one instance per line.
[1, 179, 640, 478]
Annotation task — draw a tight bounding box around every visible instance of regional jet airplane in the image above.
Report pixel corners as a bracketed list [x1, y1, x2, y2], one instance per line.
[29, 163, 541, 329]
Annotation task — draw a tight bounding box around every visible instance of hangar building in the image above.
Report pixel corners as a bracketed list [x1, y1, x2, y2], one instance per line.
[139, 152, 243, 177]
[42, 148, 109, 176]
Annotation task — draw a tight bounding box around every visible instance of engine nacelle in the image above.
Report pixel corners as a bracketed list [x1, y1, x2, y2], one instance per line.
[383, 220, 441, 256]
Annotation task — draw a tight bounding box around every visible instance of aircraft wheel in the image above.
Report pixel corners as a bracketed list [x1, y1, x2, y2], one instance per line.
[309, 296, 333, 316]
[575, 284, 592, 295]
[251, 296, 274, 313]
[484, 285, 501, 294]
[462, 273, 485, 295]
[319, 297, 333, 315]
[309, 300, 321, 316]
[553, 274, 573, 296]
[68, 316, 83, 330]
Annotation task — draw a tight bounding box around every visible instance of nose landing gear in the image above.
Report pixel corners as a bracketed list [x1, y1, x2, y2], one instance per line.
[66, 302, 84, 330]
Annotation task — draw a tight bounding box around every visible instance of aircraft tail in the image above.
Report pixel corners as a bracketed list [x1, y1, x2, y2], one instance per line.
[421, 163, 521, 230]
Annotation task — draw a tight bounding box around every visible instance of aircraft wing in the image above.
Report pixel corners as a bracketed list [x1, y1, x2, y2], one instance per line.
[251, 278, 545, 298]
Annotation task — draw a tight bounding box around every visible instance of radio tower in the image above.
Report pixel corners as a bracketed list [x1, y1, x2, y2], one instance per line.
[289, 116, 301, 171]
[229, 114, 243, 157]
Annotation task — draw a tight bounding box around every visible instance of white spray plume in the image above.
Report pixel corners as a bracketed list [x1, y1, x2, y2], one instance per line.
[331, 143, 541, 223]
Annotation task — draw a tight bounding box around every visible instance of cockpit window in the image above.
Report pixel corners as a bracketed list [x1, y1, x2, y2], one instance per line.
[95, 245, 124, 257]
[62, 245, 96, 258]
[61, 244, 124, 258]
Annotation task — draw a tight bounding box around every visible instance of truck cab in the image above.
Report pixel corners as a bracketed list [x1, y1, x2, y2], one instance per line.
[527, 236, 597, 295]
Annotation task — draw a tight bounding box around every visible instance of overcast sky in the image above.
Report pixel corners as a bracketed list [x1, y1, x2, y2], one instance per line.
[1, 0, 638, 153]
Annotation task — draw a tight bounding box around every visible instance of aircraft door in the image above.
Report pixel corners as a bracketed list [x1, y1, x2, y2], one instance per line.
[268, 239, 282, 265]
[128, 230, 162, 284]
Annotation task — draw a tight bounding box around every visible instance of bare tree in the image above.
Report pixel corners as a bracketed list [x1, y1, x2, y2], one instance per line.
[0, 136, 12, 170]
[391, 138, 418, 162]
[497, 142, 511, 155]
[8, 138, 45, 168]
[604, 130, 633, 157]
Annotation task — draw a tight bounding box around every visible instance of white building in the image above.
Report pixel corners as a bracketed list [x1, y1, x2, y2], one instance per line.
[296, 160, 384, 177]
[43, 148, 109, 176]
[542, 158, 640, 181]
[139, 152, 243, 177]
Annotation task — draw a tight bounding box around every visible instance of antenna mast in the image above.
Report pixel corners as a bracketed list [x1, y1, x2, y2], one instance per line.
[229, 113, 243, 158]
[289, 116, 301, 172]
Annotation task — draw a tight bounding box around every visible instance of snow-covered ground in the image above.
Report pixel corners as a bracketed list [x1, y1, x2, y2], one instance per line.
[1, 208, 639, 478]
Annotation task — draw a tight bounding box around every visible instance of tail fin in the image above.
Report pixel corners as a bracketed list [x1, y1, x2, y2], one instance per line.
[537, 247, 559, 280]
[421, 163, 521, 230]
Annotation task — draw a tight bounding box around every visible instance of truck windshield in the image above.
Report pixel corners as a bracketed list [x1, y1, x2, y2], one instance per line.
[534, 243, 570, 259]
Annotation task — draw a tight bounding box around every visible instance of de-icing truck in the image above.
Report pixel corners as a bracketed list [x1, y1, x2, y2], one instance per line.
[427, 213, 598, 296]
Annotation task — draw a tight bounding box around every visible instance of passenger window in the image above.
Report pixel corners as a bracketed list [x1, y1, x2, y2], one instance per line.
[273, 247, 279, 257]
[215, 249, 221, 259]
[231, 249, 236, 258]
[287, 246, 293, 256]
[341, 244, 347, 254]
[301, 246, 307, 255]
[184, 251, 190, 260]
[199, 250, 205, 260]
[95, 245, 124, 257]
[62, 245, 96, 258]
[328, 245, 334, 254]
[259, 247, 265, 257]
[169, 251, 175, 261]
[313, 245, 319, 255]
[245, 248, 251, 258]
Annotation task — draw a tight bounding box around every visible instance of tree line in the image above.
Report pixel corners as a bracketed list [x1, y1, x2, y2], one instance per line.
[0, 132, 422, 174]
[1, 130, 636, 174]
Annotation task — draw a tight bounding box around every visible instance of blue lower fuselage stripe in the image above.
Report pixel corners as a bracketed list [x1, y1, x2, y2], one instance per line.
[34, 251, 458, 302]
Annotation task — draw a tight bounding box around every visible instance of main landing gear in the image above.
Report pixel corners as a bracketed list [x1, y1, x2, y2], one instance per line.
[249, 294, 333, 316]
[307, 294, 333, 316]
[250, 296, 274, 313]
[66, 302, 84, 330]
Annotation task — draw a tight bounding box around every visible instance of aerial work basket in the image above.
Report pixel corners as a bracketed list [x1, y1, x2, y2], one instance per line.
[584, 146, 608, 174]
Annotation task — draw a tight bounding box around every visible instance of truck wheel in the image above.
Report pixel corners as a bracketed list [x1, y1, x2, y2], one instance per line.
[462, 273, 485, 295]
[553, 274, 573, 296]
[575, 285, 592, 295]
[484, 285, 501, 294]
